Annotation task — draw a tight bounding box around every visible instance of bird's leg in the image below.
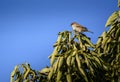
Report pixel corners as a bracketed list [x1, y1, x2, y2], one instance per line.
[71, 30, 77, 41]
[72, 30, 76, 35]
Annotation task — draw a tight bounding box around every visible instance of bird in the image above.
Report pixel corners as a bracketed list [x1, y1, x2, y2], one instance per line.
[71, 22, 93, 34]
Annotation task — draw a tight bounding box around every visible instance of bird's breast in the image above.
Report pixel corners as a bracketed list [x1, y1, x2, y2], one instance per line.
[72, 25, 82, 32]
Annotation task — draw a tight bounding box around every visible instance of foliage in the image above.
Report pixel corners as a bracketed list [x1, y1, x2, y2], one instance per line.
[118, 0, 120, 7]
[10, 63, 48, 82]
[10, 0, 120, 82]
[105, 11, 120, 27]
[47, 31, 106, 82]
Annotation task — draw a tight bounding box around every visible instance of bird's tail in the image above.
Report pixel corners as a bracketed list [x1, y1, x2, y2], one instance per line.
[87, 30, 94, 34]
[83, 27, 94, 34]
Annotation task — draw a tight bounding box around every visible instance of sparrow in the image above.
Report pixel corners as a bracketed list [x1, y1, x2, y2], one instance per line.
[71, 22, 93, 34]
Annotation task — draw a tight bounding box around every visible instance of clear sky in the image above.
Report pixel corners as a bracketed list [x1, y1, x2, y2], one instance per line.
[0, 0, 118, 81]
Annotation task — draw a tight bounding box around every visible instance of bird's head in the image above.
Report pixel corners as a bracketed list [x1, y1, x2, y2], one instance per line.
[71, 22, 78, 26]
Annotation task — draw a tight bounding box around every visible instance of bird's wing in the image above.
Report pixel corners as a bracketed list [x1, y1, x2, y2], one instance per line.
[76, 24, 84, 28]
[83, 27, 88, 30]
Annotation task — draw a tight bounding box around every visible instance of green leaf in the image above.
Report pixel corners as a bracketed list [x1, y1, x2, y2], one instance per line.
[118, 0, 120, 7]
[105, 11, 119, 27]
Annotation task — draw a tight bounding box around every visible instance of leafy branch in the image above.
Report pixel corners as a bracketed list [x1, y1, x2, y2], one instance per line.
[10, 0, 120, 82]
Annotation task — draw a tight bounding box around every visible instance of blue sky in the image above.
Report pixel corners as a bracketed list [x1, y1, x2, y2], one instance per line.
[0, 0, 118, 81]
